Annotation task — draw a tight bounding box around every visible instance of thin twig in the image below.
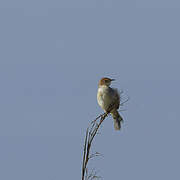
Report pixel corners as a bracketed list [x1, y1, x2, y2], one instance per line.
[120, 96, 130, 106]
[81, 110, 111, 180]
[81, 113, 108, 180]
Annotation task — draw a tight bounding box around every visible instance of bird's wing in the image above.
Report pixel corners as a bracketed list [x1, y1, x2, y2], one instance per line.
[109, 87, 120, 109]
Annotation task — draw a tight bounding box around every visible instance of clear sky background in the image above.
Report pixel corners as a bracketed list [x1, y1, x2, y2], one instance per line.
[0, 0, 180, 180]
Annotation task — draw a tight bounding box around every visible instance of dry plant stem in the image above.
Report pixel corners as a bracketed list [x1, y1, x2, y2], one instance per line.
[81, 112, 108, 180]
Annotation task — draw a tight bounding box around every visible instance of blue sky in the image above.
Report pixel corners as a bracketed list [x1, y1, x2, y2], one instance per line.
[0, 0, 180, 180]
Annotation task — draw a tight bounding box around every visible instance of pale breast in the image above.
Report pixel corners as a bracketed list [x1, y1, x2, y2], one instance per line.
[97, 86, 114, 112]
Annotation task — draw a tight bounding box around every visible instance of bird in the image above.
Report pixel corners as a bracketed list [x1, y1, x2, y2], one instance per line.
[97, 77, 123, 130]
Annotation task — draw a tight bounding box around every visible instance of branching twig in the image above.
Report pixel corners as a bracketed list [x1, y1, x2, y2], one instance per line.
[81, 112, 108, 180]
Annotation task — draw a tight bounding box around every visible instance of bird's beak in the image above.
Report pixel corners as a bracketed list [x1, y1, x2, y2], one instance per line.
[111, 79, 115, 81]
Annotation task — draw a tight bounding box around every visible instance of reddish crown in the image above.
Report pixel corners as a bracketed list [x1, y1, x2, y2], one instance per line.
[98, 77, 115, 86]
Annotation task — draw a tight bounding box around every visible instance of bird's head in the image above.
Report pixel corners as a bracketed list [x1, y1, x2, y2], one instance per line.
[98, 77, 115, 87]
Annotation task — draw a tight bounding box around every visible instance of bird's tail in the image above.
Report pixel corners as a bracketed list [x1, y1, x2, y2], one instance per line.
[111, 110, 123, 130]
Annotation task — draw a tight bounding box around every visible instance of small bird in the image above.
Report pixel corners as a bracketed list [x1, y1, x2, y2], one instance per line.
[97, 77, 123, 130]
